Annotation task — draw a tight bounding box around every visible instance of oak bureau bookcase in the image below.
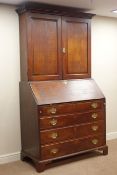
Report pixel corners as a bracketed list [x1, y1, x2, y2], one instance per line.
[17, 2, 108, 172]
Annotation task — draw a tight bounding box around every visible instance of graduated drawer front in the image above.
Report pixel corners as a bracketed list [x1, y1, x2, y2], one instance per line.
[40, 110, 104, 130]
[40, 121, 104, 145]
[39, 100, 104, 116]
[41, 135, 105, 160]
[40, 126, 75, 145]
[76, 120, 105, 138]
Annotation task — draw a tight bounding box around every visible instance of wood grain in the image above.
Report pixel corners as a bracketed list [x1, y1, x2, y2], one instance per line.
[41, 134, 105, 160]
[40, 110, 104, 130]
[19, 12, 91, 81]
[62, 17, 91, 79]
[40, 126, 75, 145]
[27, 14, 62, 81]
[30, 79, 105, 105]
[20, 82, 40, 159]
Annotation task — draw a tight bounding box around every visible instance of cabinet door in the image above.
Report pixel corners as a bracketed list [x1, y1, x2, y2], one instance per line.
[62, 17, 91, 79]
[27, 14, 62, 81]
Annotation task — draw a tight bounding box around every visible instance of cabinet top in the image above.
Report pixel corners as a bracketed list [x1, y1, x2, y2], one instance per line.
[30, 79, 105, 105]
[16, 2, 95, 19]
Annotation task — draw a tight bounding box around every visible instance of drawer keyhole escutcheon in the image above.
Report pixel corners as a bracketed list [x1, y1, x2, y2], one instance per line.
[50, 118, 57, 126]
[92, 113, 98, 119]
[50, 132, 58, 139]
[91, 103, 98, 109]
[92, 139, 98, 145]
[49, 107, 57, 114]
[51, 148, 58, 154]
[91, 125, 99, 131]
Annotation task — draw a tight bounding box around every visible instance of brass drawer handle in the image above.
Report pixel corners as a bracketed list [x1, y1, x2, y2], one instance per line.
[91, 125, 99, 131]
[50, 132, 58, 139]
[48, 107, 57, 114]
[91, 103, 98, 109]
[92, 139, 98, 145]
[50, 148, 58, 154]
[92, 113, 98, 119]
[50, 118, 57, 126]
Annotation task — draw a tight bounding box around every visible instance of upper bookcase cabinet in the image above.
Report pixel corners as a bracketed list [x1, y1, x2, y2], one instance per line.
[17, 2, 94, 81]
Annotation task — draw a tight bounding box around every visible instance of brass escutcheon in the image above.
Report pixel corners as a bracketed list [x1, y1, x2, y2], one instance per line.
[51, 148, 58, 154]
[92, 139, 98, 145]
[91, 103, 98, 109]
[48, 107, 57, 114]
[91, 125, 99, 131]
[92, 113, 98, 119]
[50, 132, 58, 139]
[50, 118, 57, 126]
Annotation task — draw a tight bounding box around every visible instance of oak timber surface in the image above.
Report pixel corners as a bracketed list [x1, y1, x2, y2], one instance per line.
[30, 79, 104, 105]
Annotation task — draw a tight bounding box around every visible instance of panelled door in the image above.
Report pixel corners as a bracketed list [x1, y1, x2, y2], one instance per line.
[62, 17, 91, 79]
[27, 14, 62, 81]
[27, 14, 91, 81]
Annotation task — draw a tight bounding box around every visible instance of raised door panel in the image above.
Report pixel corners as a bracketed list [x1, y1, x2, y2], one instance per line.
[27, 14, 62, 81]
[62, 17, 91, 79]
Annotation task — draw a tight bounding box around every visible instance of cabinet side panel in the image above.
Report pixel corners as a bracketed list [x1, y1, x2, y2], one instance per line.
[19, 14, 28, 81]
[20, 81, 40, 159]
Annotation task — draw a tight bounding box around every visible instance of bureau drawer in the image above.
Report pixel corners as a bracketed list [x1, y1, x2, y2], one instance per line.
[78, 135, 106, 152]
[41, 139, 77, 160]
[40, 110, 104, 130]
[40, 114, 75, 130]
[76, 120, 105, 138]
[41, 135, 105, 160]
[40, 126, 75, 145]
[39, 100, 104, 116]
